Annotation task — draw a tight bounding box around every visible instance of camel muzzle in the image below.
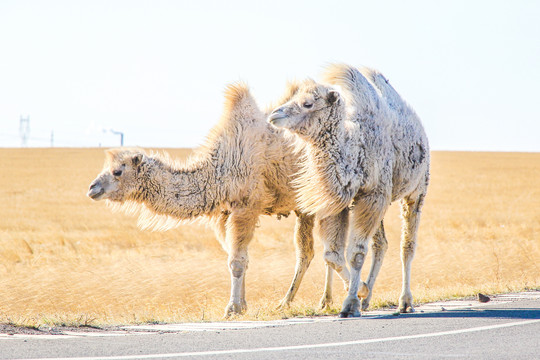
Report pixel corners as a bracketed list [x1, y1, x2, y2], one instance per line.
[87, 181, 105, 200]
[268, 109, 289, 127]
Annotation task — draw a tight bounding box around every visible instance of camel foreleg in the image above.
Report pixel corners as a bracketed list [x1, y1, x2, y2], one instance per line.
[318, 208, 352, 309]
[340, 192, 388, 318]
[224, 209, 258, 317]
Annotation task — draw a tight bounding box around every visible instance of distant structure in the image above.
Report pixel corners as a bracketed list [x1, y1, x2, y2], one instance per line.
[19, 116, 30, 147]
[110, 129, 124, 146]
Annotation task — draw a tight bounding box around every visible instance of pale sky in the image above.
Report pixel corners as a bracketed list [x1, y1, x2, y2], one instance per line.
[0, 0, 539, 151]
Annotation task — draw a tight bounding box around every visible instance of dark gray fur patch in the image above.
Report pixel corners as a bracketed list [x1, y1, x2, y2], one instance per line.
[409, 143, 426, 169]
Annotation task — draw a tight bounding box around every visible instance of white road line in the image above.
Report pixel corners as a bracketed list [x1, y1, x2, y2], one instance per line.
[18, 319, 540, 360]
[122, 316, 364, 332]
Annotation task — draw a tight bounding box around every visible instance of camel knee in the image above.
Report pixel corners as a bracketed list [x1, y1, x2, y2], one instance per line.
[300, 246, 315, 263]
[324, 250, 346, 271]
[229, 260, 247, 278]
[349, 252, 367, 270]
[348, 243, 368, 270]
[372, 237, 388, 254]
[402, 238, 416, 252]
[400, 238, 416, 261]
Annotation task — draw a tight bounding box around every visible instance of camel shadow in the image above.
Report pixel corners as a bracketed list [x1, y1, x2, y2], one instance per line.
[394, 308, 540, 320]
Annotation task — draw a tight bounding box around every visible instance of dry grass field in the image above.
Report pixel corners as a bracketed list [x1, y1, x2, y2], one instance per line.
[0, 148, 539, 327]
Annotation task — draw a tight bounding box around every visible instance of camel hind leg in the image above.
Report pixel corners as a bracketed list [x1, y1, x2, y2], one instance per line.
[277, 212, 315, 309]
[361, 221, 389, 311]
[212, 211, 230, 252]
[399, 191, 426, 313]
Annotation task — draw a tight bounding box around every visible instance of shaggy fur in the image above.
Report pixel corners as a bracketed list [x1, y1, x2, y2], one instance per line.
[87, 83, 355, 316]
[268, 64, 430, 316]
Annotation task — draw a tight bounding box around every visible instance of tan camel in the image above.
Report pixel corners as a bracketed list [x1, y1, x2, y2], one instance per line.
[87, 83, 361, 316]
[268, 64, 430, 317]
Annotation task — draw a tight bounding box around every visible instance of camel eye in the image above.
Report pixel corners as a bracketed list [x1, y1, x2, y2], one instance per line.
[303, 102, 313, 109]
[112, 170, 122, 177]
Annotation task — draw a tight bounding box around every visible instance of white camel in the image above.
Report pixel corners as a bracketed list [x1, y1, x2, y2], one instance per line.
[268, 64, 430, 317]
[87, 83, 366, 317]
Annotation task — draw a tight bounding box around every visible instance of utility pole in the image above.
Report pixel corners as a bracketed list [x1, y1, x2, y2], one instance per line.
[110, 129, 124, 146]
[19, 115, 30, 147]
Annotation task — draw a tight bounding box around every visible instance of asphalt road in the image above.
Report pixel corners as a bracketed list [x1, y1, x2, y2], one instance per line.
[1, 292, 539, 360]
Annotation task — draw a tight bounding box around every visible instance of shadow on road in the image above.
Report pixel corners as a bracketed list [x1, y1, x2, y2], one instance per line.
[393, 308, 540, 320]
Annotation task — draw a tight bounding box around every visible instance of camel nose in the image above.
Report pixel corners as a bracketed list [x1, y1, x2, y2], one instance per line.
[268, 108, 287, 125]
[87, 180, 104, 200]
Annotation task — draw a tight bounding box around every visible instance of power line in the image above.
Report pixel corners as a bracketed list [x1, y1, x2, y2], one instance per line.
[1, 122, 127, 147]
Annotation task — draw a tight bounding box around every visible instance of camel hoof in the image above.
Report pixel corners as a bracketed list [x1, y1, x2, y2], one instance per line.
[361, 298, 371, 311]
[358, 282, 370, 298]
[399, 305, 415, 313]
[399, 292, 414, 313]
[319, 297, 333, 310]
[346, 282, 370, 299]
[339, 296, 361, 318]
[338, 310, 361, 318]
[275, 299, 291, 311]
[224, 302, 246, 317]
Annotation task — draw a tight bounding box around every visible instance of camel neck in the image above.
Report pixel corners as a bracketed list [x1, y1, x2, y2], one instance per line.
[294, 107, 366, 217]
[134, 156, 222, 219]
[311, 109, 363, 189]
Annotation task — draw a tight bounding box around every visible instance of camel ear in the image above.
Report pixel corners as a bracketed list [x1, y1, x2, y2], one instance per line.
[132, 153, 143, 168]
[327, 90, 339, 105]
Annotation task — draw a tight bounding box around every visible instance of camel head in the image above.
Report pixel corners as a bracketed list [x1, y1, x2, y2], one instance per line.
[87, 148, 146, 202]
[267, 79, 340, 136]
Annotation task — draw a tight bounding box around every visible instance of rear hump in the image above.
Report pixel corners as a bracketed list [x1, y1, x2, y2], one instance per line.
[358, 67, 406, 113]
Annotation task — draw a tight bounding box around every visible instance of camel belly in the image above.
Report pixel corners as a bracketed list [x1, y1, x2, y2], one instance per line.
[263, 191, 297, 216]
[391, 159, 429, 201]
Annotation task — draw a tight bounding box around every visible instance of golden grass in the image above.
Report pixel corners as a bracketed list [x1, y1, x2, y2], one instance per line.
[0, 148, 539, 327]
